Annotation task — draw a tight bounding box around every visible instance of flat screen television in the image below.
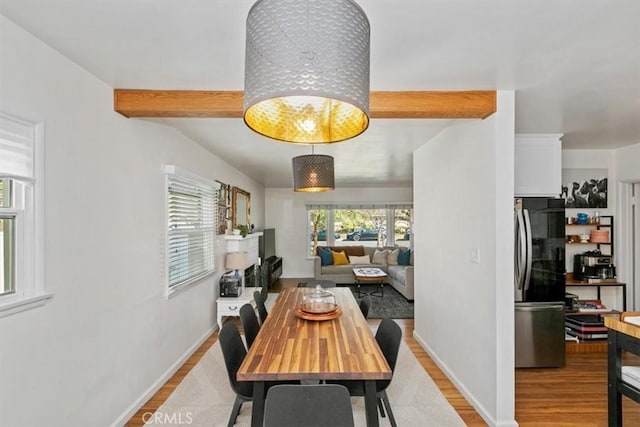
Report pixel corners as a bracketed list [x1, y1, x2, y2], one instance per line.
[260, 228, 276, 261]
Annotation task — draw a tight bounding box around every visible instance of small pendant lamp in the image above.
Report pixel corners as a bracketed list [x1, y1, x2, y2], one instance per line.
[292, 147, 335, 192]
[243, 0, 370, 144]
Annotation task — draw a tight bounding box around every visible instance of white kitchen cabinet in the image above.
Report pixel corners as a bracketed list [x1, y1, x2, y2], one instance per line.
[515, 134, 563, 197]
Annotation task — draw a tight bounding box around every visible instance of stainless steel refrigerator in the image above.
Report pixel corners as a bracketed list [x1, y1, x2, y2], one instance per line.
[514, 198, 566, 368]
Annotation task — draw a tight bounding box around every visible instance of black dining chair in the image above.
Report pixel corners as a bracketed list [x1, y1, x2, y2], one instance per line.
[239, 303, 260, 350]
[218, 322, 255, 427]
[327, 318, 402, 427]
[253, 290, 268, 325]
[300, 279, 337, 288]
[263, 384, 355, 427]
[359, 295, 372, 319]
[219, 322, 300, 426]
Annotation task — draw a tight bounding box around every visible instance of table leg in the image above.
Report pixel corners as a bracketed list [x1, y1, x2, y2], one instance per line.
[251, 381, 265, 427]
[217, 315, 223, 330]
[607, 330, 622, 427]
[364, 380, 379, 427]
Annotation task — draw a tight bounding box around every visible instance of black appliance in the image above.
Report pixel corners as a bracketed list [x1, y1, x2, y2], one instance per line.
[514, 198, 566, 302]
[259, 228, 276, 261]
[220, 272, 242, 297]
[573, 250, 616, 281]
[514, 197, 566, 368]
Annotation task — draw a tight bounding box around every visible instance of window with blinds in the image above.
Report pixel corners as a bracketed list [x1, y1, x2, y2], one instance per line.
[0, 113, 50, 318]
[165, 166, 219, 292]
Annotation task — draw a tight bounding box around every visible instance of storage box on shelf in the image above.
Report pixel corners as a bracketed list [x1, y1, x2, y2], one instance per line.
[565, 214, 613, 255]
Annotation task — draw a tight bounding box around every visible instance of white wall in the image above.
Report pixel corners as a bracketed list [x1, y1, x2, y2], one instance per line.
[265, 187, 412, 278]
[413, 91, 516, 426]
[0, 15, 264, 426]
[614, 142, 640, 182]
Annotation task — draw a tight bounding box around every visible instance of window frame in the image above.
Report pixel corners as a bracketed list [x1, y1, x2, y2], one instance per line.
[0, 114, 50, 318]
[165, 165, 220, 297]
[306, 203, 413, 257]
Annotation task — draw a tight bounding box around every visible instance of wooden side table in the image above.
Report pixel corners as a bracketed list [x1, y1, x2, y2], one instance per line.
[216, 288, 260, 329]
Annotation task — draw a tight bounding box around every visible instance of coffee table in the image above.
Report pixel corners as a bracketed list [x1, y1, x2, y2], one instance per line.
[353, 267, 387, 298]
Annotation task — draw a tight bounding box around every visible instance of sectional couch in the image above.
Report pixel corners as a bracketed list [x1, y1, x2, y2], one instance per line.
[313, 245, 414, 300]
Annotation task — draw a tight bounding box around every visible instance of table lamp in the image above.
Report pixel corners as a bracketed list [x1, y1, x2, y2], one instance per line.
[225, 251, 251, 291]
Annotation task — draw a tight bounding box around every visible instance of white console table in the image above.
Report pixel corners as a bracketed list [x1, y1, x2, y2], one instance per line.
[216, 288, 262, 330]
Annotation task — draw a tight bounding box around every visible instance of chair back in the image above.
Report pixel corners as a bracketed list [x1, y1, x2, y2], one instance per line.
[375, 318, 402, 391]
[239, 303, 260, 350]
[303, 279, 337, 288]
[253, 290, 269, 324]
[359, 295, 372, 318]
[264, 384, 355, 427]
[218, 322, 253, 399]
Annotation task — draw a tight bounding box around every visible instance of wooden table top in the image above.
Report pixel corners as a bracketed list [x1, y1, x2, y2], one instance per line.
[237, 287, 392, 382]
[604, 312, 640, 339]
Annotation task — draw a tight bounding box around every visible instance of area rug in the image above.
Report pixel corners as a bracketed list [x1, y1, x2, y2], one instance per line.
[144, 340, 465, 427]
[347, 284, 414, 319]
[296, 284, 414, 319]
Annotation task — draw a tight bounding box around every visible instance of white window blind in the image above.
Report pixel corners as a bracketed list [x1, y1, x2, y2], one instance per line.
[165, 166, 219, 292]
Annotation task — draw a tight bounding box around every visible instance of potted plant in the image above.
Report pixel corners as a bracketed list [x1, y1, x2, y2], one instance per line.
[237, 224, 249, 238]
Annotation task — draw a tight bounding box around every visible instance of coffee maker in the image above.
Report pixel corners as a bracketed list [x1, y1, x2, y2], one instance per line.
[573, 250, 616, 281]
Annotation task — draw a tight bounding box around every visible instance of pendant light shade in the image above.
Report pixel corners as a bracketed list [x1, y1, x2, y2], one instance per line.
[244, 0, 370, 144]
[292, 154, 335, 192]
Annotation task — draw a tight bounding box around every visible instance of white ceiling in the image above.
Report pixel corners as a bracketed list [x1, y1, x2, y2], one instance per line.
[1, 0, 639, 188]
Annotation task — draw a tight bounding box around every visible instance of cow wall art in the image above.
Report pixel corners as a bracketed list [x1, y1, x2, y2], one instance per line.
[561, 168, 608, 208]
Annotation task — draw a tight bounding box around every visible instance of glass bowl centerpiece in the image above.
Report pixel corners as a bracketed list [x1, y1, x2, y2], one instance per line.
[300, 285, 338, 314]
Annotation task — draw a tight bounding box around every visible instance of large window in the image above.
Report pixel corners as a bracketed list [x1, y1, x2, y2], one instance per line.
[307, 203, 412, 256]
[0, 113, 48, 318]
[165, 165, 219, 294]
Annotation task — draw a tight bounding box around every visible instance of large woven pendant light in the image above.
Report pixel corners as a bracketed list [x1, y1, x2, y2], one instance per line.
[244, 0, 370, 144]
[292, 147, 335, 192]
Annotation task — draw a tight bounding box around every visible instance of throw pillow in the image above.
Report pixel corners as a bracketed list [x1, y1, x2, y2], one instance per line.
[387, 248, 400, 265]
[371, 249, 389, 265]
[332, 250, 349, 266]
[318, 247, 334, 266]
[398, 249, 411, 266]
[349, 254, 371, 264]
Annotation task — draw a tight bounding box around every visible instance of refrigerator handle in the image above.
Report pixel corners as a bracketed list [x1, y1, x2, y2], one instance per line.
[523, 208, 533, 291]
[515, 207, 526, 291]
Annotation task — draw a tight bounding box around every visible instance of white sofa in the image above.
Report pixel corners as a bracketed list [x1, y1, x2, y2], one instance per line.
[313, 245, 414, 300]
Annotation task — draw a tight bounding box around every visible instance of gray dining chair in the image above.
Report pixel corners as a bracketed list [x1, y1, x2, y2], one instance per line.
[263, 384, 355, 427]
[327, 318, 402, 427]
[219, 322, 255, 427]
[359, 295, 372, 319]
[300, 279, 337, 288]
[239, 303, 260, 350]
[253, 290, 268, 325]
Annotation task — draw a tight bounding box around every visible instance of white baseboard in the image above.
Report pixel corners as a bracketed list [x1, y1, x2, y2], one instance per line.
[111, 324, 219, 427]
[412, 330, 518, 427]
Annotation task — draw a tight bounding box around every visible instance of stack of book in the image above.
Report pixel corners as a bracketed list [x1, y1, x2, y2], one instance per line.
[565, 314, 608, 340]
[577, 299, 609, 313]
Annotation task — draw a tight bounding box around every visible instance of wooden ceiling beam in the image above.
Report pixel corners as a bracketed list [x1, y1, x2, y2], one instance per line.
[114, 89, 496, 119]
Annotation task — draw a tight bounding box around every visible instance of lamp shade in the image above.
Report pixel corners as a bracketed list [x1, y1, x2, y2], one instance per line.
[243, 0, 370, 144]
[225, 252, 251, 270]
[292, 154, 335, 192]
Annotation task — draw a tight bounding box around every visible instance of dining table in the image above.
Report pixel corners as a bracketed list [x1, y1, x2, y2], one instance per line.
[237, 287, 392, 427]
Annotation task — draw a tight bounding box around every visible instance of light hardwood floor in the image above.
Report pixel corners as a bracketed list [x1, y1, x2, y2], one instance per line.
[127, 280, 640, 426]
